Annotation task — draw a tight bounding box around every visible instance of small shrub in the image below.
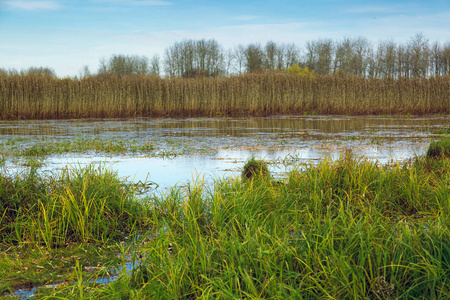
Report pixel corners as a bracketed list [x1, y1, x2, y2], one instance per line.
[286, 64, 315, 78]
[242, 156, 270, 181]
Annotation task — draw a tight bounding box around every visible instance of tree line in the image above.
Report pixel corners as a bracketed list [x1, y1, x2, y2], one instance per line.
[2, 33, 450, 79]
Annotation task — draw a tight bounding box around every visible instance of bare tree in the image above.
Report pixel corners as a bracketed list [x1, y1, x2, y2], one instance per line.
[376, 40, 397, 78]
[408, 33, 429, 77]
[23, 67, 56, 77]
[443, 42, 450, 75]
[231, 44, 246, 74]
[305, 39, 333, 75]
[164, 39, 225, 77]
[244, 43, 264, 72]
[264, 41, 278, 70]
[430, 41, 442, 76]
[284, 43, 299, 69]
[98, 57, 108, 74]
[353, 37, 371, 77]
[334, 37, 354, 74]
[276, 44, 286, 70]
[79, 65, 91, 78]
[224, 48, 235, 75]
[150, 54, 160, 76]
[98, 54, 150, 75]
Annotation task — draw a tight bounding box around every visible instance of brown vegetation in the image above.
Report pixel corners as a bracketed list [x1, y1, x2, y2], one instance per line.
[0, 72, 449, 120]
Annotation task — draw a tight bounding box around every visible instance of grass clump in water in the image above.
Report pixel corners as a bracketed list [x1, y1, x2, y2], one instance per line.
[241, 156, 270, 181]
[427, 136, 450, 159]
[0, 164, 154, 295]
[435, 126, 450, 134]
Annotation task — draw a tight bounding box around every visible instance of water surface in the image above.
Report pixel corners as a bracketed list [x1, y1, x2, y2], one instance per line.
[1, 115, 448, 189]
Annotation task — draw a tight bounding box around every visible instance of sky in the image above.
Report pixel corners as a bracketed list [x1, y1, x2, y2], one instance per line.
[1, 0, 449, 77]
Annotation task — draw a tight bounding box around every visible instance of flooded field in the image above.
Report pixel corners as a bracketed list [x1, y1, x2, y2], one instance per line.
[1, 115, 449, 189]
[2, 115, 450, 299]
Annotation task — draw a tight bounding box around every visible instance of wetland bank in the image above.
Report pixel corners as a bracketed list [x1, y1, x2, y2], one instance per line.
[1, 115, 450, 299]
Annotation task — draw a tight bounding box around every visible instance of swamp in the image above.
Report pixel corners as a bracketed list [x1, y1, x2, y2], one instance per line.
[1, 115, 450, 299]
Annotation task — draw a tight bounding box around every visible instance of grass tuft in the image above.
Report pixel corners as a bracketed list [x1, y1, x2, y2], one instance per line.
[427, 136, 450, 159]
[0, 165, 151, 248]
[241, 156, 270, 181]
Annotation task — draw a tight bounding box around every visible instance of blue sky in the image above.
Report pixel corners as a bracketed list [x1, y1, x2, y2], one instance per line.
[1, 0, 449, 77]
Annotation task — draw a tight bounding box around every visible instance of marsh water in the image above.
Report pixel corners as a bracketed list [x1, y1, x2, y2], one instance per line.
[1, 115, 449, 190]
[2, 115, 450, 298]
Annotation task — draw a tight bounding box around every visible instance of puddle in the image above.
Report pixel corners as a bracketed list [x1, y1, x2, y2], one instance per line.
[11, 258, 135, 299]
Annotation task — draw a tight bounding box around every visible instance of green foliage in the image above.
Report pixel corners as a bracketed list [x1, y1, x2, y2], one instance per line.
[53, 151, 448, 299]
[286, 64, 315, 78]
[435, 126, 450, 134]
[0, 165, 151, 247]
[241, 156, 270, 181]
[427, 136, 450, 159]
[3, 151, 450, 298]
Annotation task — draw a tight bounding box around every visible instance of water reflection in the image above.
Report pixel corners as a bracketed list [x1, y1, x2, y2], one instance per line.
[0, 116, 448, 138]
[33, 140, 427, 190]
[0, 116, 447, 189]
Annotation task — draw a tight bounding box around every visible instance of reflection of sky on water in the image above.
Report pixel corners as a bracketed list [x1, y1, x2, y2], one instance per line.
[0, 115, 446, 189]
[33, 140, 428, 190]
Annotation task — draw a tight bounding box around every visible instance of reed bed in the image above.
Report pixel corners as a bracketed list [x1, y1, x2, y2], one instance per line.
[0, 73, 449, 120]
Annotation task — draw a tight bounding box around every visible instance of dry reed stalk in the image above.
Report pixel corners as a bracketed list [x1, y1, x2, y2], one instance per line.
[0, 73, 449, 120]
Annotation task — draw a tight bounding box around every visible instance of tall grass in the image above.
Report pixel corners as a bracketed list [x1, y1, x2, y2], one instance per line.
[49, 150, 450, 299]
[0, 72, 449, 120]
[2, 139, 450, 298]
[0, 165, 151, 248]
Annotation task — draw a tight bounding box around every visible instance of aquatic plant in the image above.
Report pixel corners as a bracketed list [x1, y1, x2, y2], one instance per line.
[241, 156, 270, 180]
[427, 136, 450, 159]
[435, 126, 450, 134]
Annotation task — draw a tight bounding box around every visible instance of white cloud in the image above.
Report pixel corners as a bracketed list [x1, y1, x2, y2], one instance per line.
[4, 0, 61, 10]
